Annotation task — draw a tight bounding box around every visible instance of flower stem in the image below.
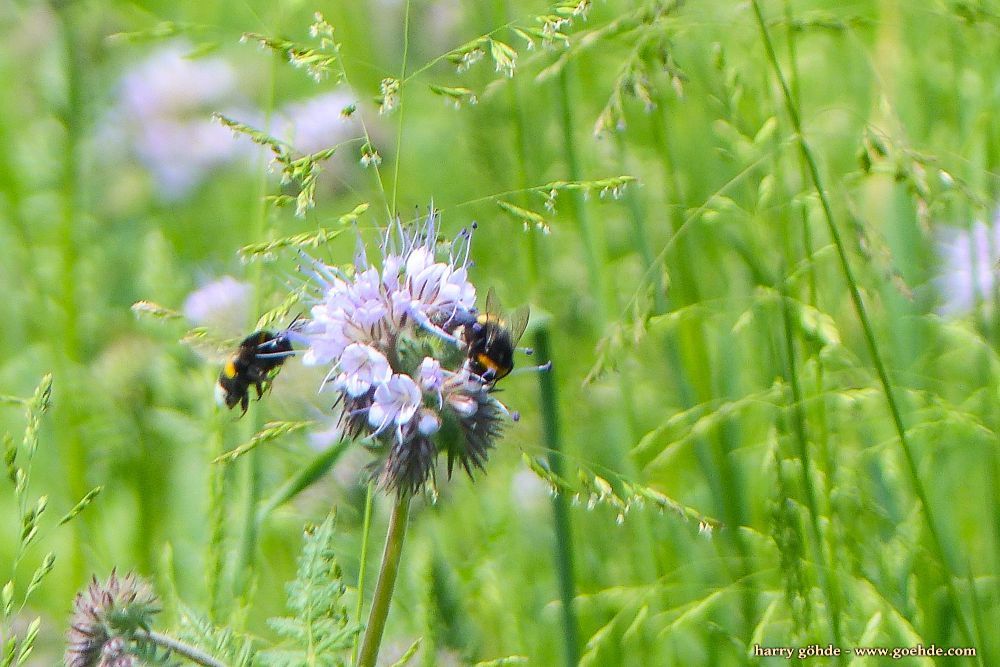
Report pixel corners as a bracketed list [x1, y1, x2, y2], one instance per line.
[750, 0, 979, 655]
[357, 493, 411, 667]
[142, 630, 228, 667]
[351, 482, 377, 665]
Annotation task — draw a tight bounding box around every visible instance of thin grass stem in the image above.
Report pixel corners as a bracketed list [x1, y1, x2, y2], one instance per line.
[235, 44, 280, 601]
[779, 2, 844, 656]
[52, 0, 88, 586]
[533, 326, 580, 667]
[750, 0, 979, 654]
[390, 0, 411, 215]
[556, 70, 607, 325]
[501, 18, 581, 659]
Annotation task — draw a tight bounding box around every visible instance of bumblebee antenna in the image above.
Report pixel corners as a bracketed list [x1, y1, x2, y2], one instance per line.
[508, 360, 552, 376]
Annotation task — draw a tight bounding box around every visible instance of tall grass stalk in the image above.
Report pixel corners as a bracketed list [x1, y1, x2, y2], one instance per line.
[208, 422, 229, 622]
[777, 272, 844, 655]
[533, 326, 581, 667]
[778, 1, 844, 652]
[782, 0, 835, 512]
[554, 68, 657, 588]
[650, 99, 756, 640]
[53, 0, 89, 586]
[235, 45, 280, 602]
[556, 70, 607, 325]
[390, 0, 411, 215]
[750, 0, 979, 653]
[615, 134, 666, 314]
[357, 494, 411, 667]
[500, 21, 580, 659]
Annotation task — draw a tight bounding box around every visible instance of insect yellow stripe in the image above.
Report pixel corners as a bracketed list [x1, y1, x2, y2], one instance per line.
[224, 361, 238, 378]
[477, 354, 500, 372]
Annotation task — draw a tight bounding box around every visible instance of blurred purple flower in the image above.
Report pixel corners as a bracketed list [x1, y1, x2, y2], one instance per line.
[103, 42, 361, 199]
[182, 275, 251, 333]
[103, 41, 257, 199]
[935, 213, 1000, 316]
[275, 91, 359, 154]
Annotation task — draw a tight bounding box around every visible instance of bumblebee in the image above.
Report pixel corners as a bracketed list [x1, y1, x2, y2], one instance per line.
[216, 330, 293, 415]
[463, 288, 529, 382]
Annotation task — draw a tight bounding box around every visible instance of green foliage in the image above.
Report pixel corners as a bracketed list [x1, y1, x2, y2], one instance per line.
[175, 605, 257, 667]
[1, 0, 999, 664]
[0, 377, 98, 667]
[257, 515, 357, 667]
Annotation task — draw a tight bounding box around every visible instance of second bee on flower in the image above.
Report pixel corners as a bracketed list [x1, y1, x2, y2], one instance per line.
[294, 209, 525, 496]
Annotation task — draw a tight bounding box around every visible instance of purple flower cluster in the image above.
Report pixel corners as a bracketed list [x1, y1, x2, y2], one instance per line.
[298, 210, 510, 495]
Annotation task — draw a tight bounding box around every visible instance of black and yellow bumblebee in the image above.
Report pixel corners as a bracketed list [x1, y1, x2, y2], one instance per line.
[462, 288, 530, 382]
[216, 330, 293, 415]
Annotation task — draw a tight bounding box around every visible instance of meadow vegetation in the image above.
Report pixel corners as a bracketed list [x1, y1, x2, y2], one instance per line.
[0, 0, 997, 664]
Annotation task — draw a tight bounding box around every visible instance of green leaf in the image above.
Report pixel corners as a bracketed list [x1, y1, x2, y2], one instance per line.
[257, 514, 357, 666]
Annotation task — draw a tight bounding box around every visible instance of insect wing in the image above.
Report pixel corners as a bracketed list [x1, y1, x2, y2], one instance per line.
[484, 286, 502, 320]
[507, 305, 529, 346]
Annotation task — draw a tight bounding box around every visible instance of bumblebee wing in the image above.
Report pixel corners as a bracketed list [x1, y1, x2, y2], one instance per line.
[184, 329, 244, 363]
[484, 286, 503, 318]
[508, 305, 529, 346]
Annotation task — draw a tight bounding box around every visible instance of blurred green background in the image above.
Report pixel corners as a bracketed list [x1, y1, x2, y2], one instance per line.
[1, 0, 998, 664]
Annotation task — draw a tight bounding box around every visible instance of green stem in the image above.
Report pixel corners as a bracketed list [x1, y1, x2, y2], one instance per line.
[207, 425, 231, 622]
[534, 327, 581, 667]
[351, 482, 377, 665]
[651, 97, 756, 637]
[778, 276, 844, 656]
[142, 630, 228, 667]
[556, 69, 607, 325]
[235, 47, 279, 601]
[390, 0, 411, 215]
[750, 0, 978, 654]
[52, 0, 88, 586]
[501, 10, 581, 657]
[357, 494, 411, 667]
[779, 3, 844, 658]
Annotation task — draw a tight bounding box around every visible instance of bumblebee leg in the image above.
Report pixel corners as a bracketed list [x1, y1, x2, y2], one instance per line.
[240, 393, 249, 416]
[254, 381, 264, 399]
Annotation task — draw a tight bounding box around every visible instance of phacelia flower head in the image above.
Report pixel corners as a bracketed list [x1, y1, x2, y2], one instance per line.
[297, 208, 518, 496]
[65, 571, 160, 667]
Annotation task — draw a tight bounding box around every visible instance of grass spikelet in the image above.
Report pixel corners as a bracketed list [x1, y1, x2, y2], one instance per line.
[59, 486, 103, 526]
[131, 301, 183, 321]
[212, 421, 314, 464]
